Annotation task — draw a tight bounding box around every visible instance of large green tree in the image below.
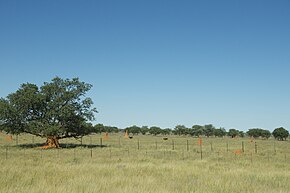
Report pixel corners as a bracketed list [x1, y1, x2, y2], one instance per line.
[272, 127, 289, 141]
[0, 77, 97, 148]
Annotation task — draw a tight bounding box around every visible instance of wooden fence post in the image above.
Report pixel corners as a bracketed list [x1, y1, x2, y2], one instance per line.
[200, 143, 203, 160]
[242, 141, 244, 153]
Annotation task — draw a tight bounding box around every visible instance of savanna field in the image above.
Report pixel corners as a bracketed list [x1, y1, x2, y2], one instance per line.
[1, 134, 290, 193]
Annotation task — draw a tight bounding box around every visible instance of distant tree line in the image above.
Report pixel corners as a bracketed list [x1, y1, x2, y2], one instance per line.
[90, 124, 289, 141]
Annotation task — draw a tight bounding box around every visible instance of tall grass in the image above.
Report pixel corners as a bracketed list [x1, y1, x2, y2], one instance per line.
[0, 134, 290, 193]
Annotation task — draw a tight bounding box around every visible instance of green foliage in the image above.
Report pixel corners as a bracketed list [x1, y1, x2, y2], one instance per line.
[94, 124, 106, 133]
[149, 126, 162, 136]
[239, 131, 245, 138]
[228, 129, 240, 138]
[140, 126, 149, 135]
[125, 125, 141, 135]
[204, 124, 215, 137]
[173, 125, 188, 135]
[0, 77, 97, 139]
[247, 128, 271, 139]
[272, 127, 289, 141]
[192, 125, 204, 136]
[213, 127, 226, 137]
[161, 128, 172, 135]
[260, 130, 271, 139]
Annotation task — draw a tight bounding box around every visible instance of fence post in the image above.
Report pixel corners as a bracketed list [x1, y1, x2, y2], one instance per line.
[242, 141, 244, 153]
[200, 143, 203, 160]
[210, 142, 213, 152]
[172, 140, 175, 150]
[137, 139, 140, 150]
[226, 142, 229, 152]
[90, 148, 93, 158]
[100, 138, 103, 147]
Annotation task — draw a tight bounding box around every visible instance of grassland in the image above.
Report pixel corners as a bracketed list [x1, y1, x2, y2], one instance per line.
[1, 134, 290, 193]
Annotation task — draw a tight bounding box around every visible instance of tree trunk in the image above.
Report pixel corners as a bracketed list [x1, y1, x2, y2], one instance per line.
[45, 136, 60, 148]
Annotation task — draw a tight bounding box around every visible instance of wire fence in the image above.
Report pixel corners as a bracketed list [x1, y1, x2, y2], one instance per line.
[1, 134, 290, 163]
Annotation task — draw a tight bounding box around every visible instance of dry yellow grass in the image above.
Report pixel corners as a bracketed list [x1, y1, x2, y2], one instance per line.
[0, 134, 290, 193]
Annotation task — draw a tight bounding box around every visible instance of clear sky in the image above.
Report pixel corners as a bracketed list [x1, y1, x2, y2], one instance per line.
[0, 0, 290, 131]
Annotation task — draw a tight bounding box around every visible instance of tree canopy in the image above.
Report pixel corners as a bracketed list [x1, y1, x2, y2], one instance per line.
[0, 77, 97, 147]
[247, 128, 271, 139]
[272, 127, 289, 141]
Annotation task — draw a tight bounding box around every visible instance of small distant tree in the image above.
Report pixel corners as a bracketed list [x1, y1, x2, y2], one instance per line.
[173, 125, 188, 135]
[239, 131, 245, 138]
[161, 128, 172, 135]
[192, 125, 204, 137]
[247, 128, 261, 138]
[105, 126, 119, 133]
[228, 129, 239, 138]
[125, 125, 141, 135]
[213, 127, 226, 137]
[204, 124, 215, 137]
[247, 128, 271, 139]
[272, 127, 289, 141]
[94, 124, 105, 134]
[140, 126, 149, 135]
[149, 126, 162, 136]
[260, 130, 271, 139]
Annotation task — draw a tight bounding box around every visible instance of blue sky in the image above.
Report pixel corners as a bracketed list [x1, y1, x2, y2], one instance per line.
[0, 0, 290, 131]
